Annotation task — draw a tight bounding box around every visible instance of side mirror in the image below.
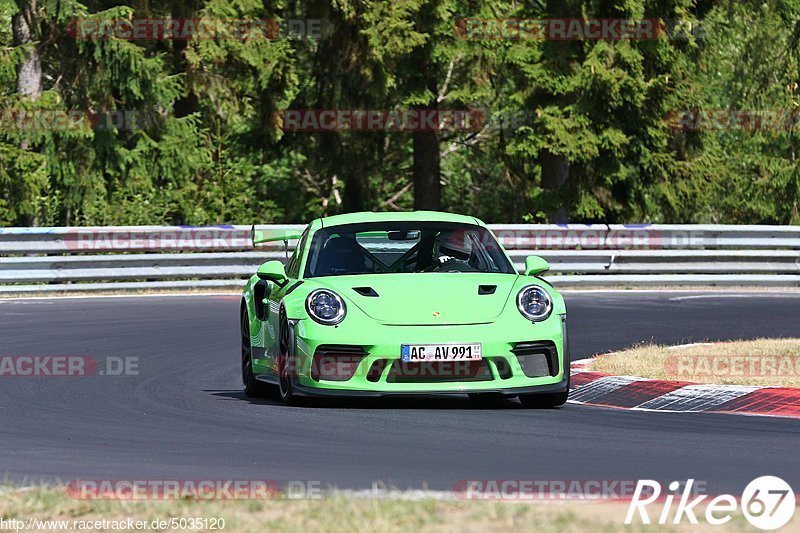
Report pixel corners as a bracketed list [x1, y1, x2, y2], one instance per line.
[257, 260, 287, 283]
[524, 255, 550, 276]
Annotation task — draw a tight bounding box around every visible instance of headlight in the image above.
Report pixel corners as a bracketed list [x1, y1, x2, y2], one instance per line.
[306, 289, 346, 325]
[516, 285, 552, 322]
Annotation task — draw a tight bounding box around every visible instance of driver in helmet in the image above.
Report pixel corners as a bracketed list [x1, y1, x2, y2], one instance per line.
[429, 230, 473, 270]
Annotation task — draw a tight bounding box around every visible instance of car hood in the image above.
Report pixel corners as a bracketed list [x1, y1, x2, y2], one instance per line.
[312, 273, 519, 325]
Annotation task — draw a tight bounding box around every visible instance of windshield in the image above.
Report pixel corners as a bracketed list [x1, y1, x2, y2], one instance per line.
[304, 222, 515, 277]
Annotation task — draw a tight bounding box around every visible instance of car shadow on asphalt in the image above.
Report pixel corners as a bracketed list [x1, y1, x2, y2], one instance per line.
[204, 390, 545, 410]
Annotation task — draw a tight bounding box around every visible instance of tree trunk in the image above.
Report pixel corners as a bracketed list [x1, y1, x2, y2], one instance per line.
[342, 144, 370, 212]
[13, 0, 41, 226]
[536, 0, 575, 223]
[13, 0, 41, 100]
[412, 127, 441, 210]
[342, 171, 369, 213]
[540, 149, 569, 223]
[409, 1, 442, 212]
[170, 1, 198, 120]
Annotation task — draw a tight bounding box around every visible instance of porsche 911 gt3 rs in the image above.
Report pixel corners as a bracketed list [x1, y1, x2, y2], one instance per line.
[240, 211, 569, 407]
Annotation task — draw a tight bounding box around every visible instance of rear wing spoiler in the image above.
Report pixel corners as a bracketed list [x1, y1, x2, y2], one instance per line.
[251, 226, 303, 246]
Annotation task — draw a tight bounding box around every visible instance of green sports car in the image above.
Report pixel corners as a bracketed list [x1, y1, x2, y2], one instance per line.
[240, 211, 569, 407]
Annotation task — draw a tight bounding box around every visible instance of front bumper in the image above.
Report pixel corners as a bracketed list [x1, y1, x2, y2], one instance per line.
[289, 379, 569, 398]
[260, 313, 569, 396]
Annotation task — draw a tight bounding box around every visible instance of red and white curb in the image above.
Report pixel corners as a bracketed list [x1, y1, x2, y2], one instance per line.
[568, 359, 800, 419]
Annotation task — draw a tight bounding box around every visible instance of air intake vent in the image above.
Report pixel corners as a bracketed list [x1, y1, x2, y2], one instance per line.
[387, 360, 492, 383]
[311, 345, 367, 381]
[353, 287, 379, 297]
[511, 341, 559, 378]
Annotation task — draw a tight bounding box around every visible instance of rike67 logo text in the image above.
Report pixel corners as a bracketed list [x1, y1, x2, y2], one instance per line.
[626, 477, 795, 530]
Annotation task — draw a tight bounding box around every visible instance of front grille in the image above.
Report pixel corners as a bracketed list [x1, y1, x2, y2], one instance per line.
[387, 360, 492, 383]
[311, 345, 367, 381]
[511, 341, 559, 378]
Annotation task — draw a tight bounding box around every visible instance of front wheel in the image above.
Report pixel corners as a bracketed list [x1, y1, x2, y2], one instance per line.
[241, 308, 275, 398]
[519, 369, 570, 408]
[277, 307, 302, 406]
[518, 390, 568, 408]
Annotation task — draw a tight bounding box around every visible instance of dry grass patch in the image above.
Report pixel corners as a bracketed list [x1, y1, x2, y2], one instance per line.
[591, 338, 800, 387]
[0, 486, 778, 533]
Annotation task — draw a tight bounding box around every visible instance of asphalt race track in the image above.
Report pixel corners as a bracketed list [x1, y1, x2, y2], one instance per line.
[1, 291, 799, 494]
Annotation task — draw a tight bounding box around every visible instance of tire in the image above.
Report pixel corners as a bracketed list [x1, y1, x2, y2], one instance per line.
[241, 307, 275, 398]
[518, 390, 568, 408]
[277, 307, 302, 406]
[519, 366, 570, 408]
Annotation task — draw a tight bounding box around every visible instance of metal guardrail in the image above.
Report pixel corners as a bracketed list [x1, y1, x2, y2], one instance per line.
[0, 224, 799, 293]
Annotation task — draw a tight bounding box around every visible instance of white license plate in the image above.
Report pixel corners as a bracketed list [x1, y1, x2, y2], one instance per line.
[400, 343, 482, 362]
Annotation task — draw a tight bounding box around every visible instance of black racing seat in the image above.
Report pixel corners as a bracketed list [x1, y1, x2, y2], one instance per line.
[314, 237, 368, 275]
